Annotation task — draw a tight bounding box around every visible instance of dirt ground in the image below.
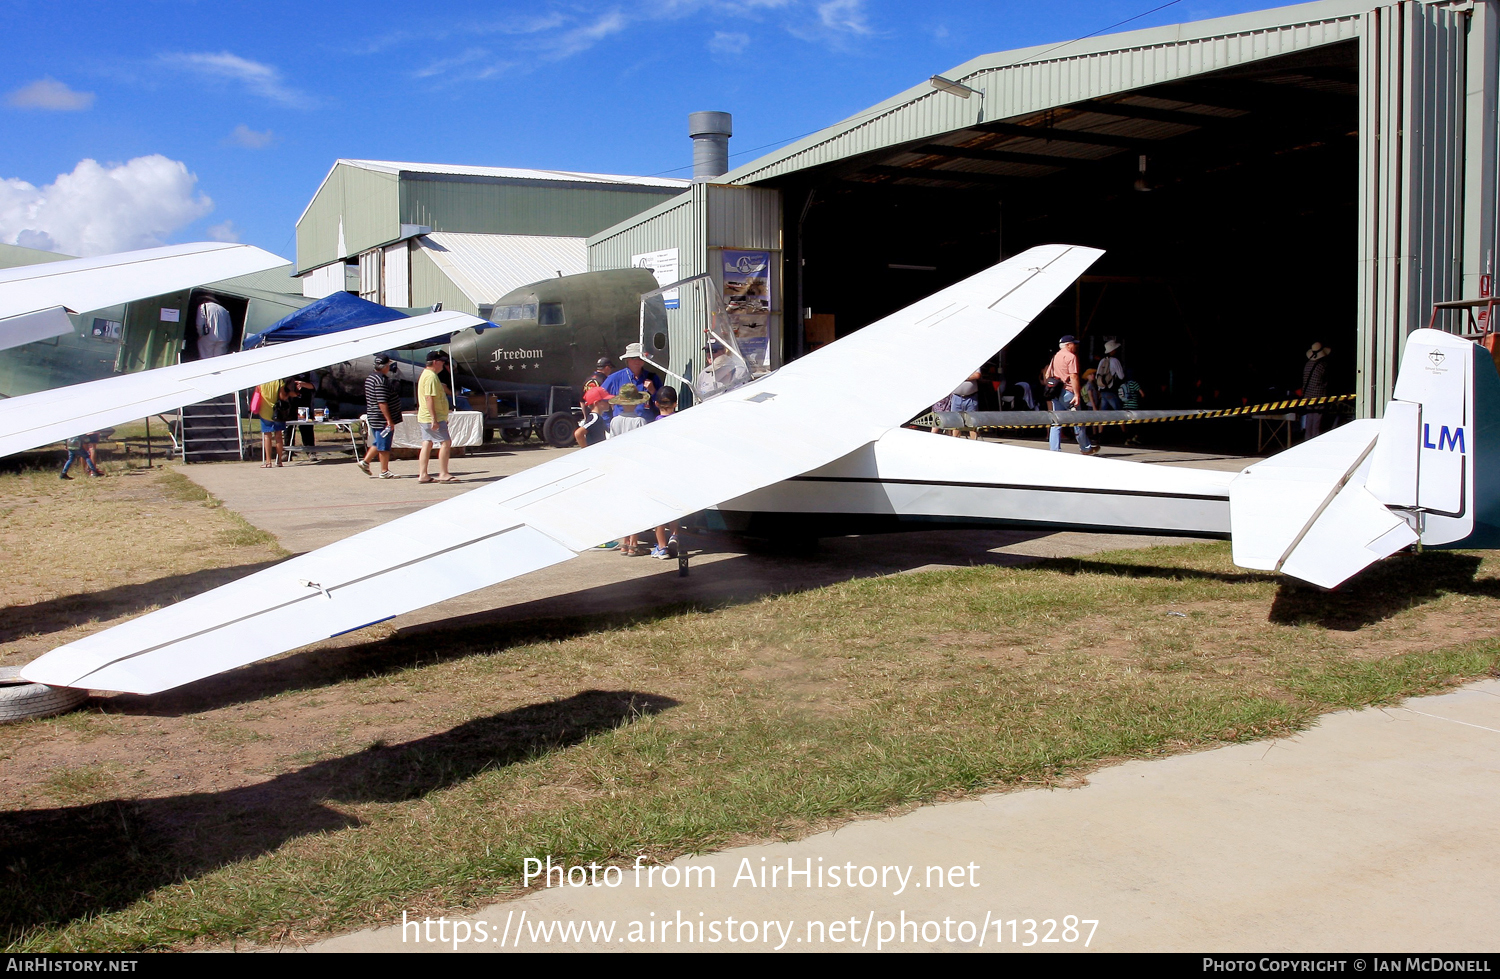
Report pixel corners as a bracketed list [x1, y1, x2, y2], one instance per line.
[5, 463, 1498, 825]
[4, 459, 1500, 950]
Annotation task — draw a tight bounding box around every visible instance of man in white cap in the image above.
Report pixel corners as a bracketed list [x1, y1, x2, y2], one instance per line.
[601, 341, 662, 421]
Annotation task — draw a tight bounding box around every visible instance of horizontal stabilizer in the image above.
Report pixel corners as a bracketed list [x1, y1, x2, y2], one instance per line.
[1230, 421, 1416, 587]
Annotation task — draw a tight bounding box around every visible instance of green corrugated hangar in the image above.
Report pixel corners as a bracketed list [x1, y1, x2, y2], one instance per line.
[294, 160, 687, 315]
[588, 0, 1500, 416]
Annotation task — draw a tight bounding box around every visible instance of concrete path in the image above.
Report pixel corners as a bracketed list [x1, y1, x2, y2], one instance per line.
[315, 680, 1500, 953]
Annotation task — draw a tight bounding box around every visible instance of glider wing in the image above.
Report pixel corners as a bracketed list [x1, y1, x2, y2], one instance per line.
[22, 244, 1103, 694]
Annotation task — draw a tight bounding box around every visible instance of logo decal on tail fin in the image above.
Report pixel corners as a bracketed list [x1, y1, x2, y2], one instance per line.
[1424, 424, 1467, 453]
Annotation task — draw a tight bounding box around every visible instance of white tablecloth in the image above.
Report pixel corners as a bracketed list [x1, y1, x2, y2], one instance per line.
[367, 411, 485, 448]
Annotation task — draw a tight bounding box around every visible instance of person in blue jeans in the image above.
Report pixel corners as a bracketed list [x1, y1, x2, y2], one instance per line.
[60, 432, 103, 479]
[1045, 335, 1097, 454]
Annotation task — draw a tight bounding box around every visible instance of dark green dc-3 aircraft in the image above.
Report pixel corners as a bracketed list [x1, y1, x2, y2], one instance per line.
[317, 267, 673, 446]
[456, 267, 670, 400]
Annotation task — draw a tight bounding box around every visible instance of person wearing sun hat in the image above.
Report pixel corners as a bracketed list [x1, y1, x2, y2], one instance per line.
[606, 383, 650, 439]
[601, 342, 662, 421]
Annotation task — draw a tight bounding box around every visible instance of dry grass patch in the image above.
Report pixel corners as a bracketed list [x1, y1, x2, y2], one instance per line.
[0, 467, 1497, 951]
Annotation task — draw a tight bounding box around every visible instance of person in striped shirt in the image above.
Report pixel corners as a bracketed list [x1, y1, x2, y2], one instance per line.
[359, 355, 402, 478]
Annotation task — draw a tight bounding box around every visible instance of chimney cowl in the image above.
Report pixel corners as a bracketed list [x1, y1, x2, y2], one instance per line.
[688, 111, 732, 182]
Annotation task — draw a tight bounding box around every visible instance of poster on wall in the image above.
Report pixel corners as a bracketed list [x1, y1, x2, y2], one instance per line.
[722, 249, 771, 371]
[631, 248, 680, 309]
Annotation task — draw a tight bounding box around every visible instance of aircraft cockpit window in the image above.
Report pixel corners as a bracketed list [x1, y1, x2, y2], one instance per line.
[538, 302, 565, 326]
[494, 304, 538, 321]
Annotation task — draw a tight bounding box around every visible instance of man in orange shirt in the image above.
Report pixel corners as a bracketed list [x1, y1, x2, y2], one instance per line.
[1046, 335, 1098, 455]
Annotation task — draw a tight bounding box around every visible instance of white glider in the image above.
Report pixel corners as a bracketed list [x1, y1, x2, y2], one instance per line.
[21, 246, 1492, 697]
[0, 242, 288, 354]
[0, 309, 486, 459]
[715, 328, 1494, 591]
[22, 244, 1105, 694]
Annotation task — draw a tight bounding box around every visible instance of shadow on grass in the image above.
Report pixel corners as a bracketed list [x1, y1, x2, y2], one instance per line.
[0, 561, 286, 645]
[1026, 555, 1276, 586]
[105, 605, 709, 717]
[0, 688, 677, 945]
[1269, 551, 1500, 630]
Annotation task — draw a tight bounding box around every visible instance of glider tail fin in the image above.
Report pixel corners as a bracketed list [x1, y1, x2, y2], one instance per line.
[1230, 327, 1500, 588]
[1366, 327, 1500, 549]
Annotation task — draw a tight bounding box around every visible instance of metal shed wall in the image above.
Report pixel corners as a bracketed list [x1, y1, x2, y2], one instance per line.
[588, 183, 783, 389]
[1358, 1, 1498, 413]
[295, 164, 400, 275]
[400, 177, 683, 240]
[589, 186, 705, 390]
[409, 246, 480, 317]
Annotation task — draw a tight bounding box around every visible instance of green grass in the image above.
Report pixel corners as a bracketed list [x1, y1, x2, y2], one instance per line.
[2, 542, 1497, 950]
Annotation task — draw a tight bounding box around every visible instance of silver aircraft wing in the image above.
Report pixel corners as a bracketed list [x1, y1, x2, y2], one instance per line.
[21, 244, 1104, 694]
[0, 241, 287, 335]
[0, 309, 487, 458]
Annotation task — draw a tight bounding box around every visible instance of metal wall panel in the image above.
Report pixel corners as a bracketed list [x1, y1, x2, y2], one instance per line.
[409, 246, 480, 316]
[588, 187, 706, 392]
[294, 167, 343, 275]
[1357, 1, 1477, 414]
[706, 184, 783, 371]
[382, 243, 410, 308]
[1463, 1, 1500, 300]
[295, 165, 400, 275]
[400, 178, 682, 240]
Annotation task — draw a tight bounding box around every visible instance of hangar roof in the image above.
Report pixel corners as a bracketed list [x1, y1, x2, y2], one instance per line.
[337, 160, 689, 190]
[723, 0, 1370, 188]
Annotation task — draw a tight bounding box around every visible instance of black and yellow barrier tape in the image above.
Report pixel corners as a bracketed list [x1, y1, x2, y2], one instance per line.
[916, 393, 1356, 431]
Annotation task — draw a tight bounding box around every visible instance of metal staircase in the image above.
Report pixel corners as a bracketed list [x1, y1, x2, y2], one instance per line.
[179, 393, 244, 463]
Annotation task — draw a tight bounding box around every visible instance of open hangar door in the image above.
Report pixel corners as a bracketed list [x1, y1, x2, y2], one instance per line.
[778, 42, 1359, 449]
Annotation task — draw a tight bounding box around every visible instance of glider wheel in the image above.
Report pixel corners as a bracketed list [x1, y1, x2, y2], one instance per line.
[0, 666, 88, 723]
[542, 412, 577, 448]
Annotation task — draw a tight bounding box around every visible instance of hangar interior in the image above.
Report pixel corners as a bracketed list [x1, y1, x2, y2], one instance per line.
[782, 43, 1361, 412]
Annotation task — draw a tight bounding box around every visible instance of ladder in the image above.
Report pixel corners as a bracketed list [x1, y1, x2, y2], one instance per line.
[179, 392, 244, 463]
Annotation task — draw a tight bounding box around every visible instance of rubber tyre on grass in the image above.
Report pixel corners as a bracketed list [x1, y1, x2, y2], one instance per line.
[0, 666, 88, 723]
[542, 411, 578, 448]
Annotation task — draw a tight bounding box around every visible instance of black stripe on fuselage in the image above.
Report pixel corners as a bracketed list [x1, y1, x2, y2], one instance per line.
[699, 510, 1232, 540]
[787, 475, 1229, 503]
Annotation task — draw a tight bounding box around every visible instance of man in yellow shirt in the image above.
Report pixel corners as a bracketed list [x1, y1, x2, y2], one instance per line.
[256, 378, 284, 467]
[417, 349, 456, 483]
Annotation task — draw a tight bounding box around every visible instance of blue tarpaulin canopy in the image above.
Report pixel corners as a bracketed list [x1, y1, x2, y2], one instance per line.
[243, 292, 408, 348]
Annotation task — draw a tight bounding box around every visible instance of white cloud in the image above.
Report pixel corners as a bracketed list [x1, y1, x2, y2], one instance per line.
[206, 220, 239, 242]
[159, 52, 315, 108]
[414, 47, 493, 79]
[816, 0, 874, 35]
[6, 78, 95, 111]
[225, 124, 275, 149]
[545, 11, 628, 59]
[709, 31, 750, 55]
[0, 156, 214, 257]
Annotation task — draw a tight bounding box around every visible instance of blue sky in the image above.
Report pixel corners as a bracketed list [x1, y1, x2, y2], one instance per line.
[0, 0, 1281, 260]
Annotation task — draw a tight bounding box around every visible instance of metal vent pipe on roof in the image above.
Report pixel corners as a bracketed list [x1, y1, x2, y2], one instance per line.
[689, 111, 732, 182]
